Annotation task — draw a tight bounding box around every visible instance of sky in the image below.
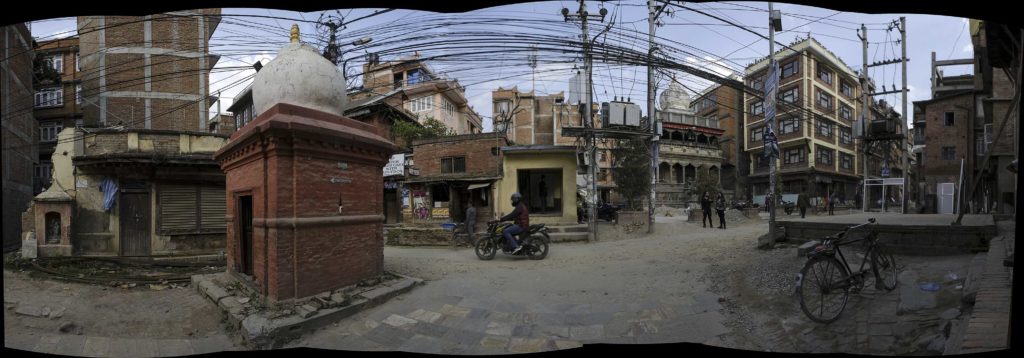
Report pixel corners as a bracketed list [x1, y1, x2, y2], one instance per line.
[27, 1, 975, 132]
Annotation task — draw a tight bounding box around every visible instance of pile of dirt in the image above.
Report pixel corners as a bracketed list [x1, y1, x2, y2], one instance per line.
[655, 205, 690, 218]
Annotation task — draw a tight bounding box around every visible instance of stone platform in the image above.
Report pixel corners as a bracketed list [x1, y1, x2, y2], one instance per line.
[777, 213, 997, 255]
[192, 271, 423, 348]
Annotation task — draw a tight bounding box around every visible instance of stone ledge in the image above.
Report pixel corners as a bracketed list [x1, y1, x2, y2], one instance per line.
[193, 271, 423, 348]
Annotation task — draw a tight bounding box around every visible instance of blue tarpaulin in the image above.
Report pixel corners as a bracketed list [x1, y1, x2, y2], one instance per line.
[101, 178, 118, 211]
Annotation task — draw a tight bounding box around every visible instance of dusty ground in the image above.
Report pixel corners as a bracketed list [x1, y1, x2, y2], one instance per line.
[3, 263, 230, 340]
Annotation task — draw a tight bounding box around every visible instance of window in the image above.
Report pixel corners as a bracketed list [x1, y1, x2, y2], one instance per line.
[817, 63, 833, 84]
[159, 185, 227, 234]
[40, 122, 62, 142]
[840, 153, 853, 170]
[441, 156, 466, 174]
[34, 87, 63, 107]
[779, 87, 798, 104]
[817, 90, 833, 110]
[784, 148, 805, 164]
[706, 115, 719, 128]
[35, 161, 53, 181]
[944, 112, 954, 126]
[840, 80, 853, 97]
[75, 53, 80, 72]
[751, 127, 764, 142]
[817, 119, 833, 137]
[976, 132, 988, 155]
[517, 169, 562, 213]
[76, 84, 82, 104]
[441, 99, 456, 119]
[840, 126, 852, 144]
[409, 95, 434, 113]
[750, 101, 764, 116]
[752, 76, 765, 91]
[781, 60, 798, 78]
[779, 118, 800, 134]
[496, 100, 511, 115]
[48, 55, 63, 73]
[599, 150, 607, 162]
[941, 146, 956, 160]
[817, 147, 833, 165]
[840, 104, 852, 120]
[407, 69, 425, 85]
[393, 73, 404, 89]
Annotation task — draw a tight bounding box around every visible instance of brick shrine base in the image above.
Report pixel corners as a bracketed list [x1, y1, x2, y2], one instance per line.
[191, 271, 423, 348]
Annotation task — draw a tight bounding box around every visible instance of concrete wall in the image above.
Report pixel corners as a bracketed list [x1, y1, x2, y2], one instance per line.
[2, 23, 36, 251]
[497, 152, 578, 225]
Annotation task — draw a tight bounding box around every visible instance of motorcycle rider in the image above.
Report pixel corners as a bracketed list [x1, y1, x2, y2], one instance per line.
[495, 192, 530, 254]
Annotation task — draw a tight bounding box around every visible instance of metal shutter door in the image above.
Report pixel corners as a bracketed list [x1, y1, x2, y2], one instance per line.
[160, 184, 197, 232]
[200, 186, 227, 232]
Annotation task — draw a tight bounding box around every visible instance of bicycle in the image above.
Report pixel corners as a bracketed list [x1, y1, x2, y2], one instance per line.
[795, 218, 898, 323]
[450, 223, 474, 248]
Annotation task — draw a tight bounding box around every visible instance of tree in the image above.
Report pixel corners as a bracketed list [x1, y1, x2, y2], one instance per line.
[391, 117, 454, 148]
[611, 138, 651, 211]
[693, 169, 721, 199]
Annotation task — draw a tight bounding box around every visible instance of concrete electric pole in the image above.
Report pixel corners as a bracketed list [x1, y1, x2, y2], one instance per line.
[562, 1, 606, 241]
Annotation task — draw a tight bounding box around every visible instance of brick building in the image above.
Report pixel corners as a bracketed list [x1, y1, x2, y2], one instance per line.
[2, 23, 36, 251]
[743, 37, 868, 206]
[491, 87, 612, 204]
[655, 78, 726, 207]
[77, 11, 221, 130]
[689, 78, 747, 198]
[32, 36, 82, 194]
[357, 54, 483, 135]
[22, 11, 229, 258]
[404, 133, 509, 226]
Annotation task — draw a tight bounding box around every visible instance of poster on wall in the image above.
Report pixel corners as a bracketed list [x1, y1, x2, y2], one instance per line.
[431, 207, 449, 218]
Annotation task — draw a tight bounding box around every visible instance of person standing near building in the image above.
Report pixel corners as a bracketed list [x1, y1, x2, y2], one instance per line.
[798, 190, 810, 218]
[715, 192, 727, 229]
[464, 201, 477, 245]
[538, 175, 548, 212]
[701, 191, 714, 228]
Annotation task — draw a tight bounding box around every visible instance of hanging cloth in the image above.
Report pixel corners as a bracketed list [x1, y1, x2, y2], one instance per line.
[101, 178, 118, 211]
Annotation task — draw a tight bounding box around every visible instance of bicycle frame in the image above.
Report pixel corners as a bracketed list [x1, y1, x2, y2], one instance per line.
[827, 234, 880, 290]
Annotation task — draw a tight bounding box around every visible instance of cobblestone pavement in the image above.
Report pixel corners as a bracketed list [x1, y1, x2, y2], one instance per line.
[284, 219, 761, 354]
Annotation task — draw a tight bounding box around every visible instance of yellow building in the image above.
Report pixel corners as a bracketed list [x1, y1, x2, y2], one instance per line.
[494, 146, 579, 225]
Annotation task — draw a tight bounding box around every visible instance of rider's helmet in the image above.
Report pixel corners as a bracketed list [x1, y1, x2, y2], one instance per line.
[511, 192, 522, 205]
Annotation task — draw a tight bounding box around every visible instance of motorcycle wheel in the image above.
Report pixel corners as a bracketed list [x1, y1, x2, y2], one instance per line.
[526, 233, 550, 260]
[475, 237, 497, 260]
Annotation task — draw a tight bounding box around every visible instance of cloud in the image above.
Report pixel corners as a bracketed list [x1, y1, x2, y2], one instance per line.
[962, 44, 973, 53]
[686, 57, 697, 63]
[700, 56, 735, 78]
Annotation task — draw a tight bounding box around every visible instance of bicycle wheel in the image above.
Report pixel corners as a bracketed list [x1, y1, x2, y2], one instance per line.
[798, 255, 850, 323]
[475, 237, 497, 261]
[872, 243, 898, 291]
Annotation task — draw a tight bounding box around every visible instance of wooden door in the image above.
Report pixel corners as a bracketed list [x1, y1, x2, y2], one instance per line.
[120, 192, 151, 256]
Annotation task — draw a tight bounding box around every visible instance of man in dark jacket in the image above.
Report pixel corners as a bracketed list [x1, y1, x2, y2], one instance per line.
[798, 191, 810, 218]
[701, 191, 714, 228]
[498, 192, 529, 254]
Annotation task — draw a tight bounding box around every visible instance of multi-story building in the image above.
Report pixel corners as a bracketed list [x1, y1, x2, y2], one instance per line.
[743, 38, 866, 205]
[77, 11, 222, 130]
[969, 19, 1018, 215]
[32, 36, 82, 194]
[358, 54, 483, 135]
[655, 79, 725, 207]
[689, 76, 747, 199]
[2, 23, 36, 251]
[491, 87, 611, 206]
[24, 11, 229, 258]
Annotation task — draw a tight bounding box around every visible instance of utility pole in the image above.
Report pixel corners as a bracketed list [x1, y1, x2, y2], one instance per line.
[528, 45, 538, 93]
[562, 1, 606, 241]
[766, 3, 781, 242]
[859, 24, 870, 212]
[647, 0, 667, 234]
[900, 16, 908, 214]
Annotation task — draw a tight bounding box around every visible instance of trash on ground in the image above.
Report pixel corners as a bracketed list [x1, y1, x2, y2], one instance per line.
[919, 282, 940, 291]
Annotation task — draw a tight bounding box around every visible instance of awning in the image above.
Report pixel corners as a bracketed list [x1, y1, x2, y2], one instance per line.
[467, 183, 491, 190]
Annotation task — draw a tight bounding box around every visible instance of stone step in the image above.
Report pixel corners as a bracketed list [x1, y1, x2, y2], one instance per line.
[549, 224, 589, 233]
[548, 232, 589, 243]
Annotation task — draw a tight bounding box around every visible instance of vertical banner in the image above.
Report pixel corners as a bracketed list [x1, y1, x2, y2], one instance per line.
[763, 60, 780, 158]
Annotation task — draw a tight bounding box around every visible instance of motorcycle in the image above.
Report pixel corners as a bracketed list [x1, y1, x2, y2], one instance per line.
[578, 202, 622, 223]
[782, 200, 796, 215]
[476, 220, 550, 260]
[731, 199, 751, 210]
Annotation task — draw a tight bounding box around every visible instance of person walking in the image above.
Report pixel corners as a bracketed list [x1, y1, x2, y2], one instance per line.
[701, 191, 714, 228]
[715, 192, 727, 229]
[798, 190, 809, 219]
[828, 192, 837, 216]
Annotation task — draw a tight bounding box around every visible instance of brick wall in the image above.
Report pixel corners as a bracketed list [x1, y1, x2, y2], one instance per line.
[921, 94, 973, 177]
[412, 134, 506, 179]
